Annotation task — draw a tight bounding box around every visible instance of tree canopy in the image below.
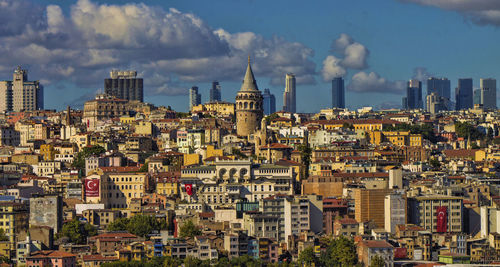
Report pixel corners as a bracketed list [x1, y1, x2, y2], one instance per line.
[370, 255, 386, 267]
[320, 236, 358, 267]
[107, 214, 168, 238]
[72, 145, 106, 169]
[179, 220, 202, 238]
[58, 218, 97, 244]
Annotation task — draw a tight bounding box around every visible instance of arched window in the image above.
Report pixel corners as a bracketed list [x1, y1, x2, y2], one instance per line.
[250, 102, 254, 109]
[244, 102, 248, 109]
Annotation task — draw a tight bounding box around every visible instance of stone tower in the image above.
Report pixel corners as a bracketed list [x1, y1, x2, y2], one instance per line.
[236, 57, 263, 137]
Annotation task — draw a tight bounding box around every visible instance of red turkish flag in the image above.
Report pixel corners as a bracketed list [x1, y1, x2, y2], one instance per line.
[436, 206, 447, 233]
[185, 184, 193, 196]
[85, 179, 99, 197]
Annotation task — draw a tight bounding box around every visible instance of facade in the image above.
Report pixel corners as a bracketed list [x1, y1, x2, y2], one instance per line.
[473, 88, 481, 106]
[189, 86, 201, 111]
[181, 159, 294, 204]
[426, 92, 446, 114]
[26, 250, 77, 267]
[455, 78, 473, 110]
[283, 73, 296, 113]
[404, 79, 422, 110]
[354, 188, 391, 228]
[427, 77, 451, 102]
[209, 81, 221, 102]
[384, 192, 406, 234]
[235, 58, 263, 136]
[0, 201, 28, 250]
[104, 70, 143, 102]
[83, 94, 129, 130]
[331, 77, 345, 108]
[262, 89, 276, 115]
[0, 126, 20, 146]
[358, 240, 394, 267]
[407, 195, 463, 233]
[0, 67, 43, 112]
[480, 78, 497, 109]
[29, 195, 63, 233]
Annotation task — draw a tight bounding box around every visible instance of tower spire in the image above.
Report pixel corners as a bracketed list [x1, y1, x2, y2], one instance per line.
[240, 56, 258, 92]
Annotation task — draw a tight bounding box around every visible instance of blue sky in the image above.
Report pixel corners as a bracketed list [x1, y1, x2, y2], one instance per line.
[3, 0, 500, 112]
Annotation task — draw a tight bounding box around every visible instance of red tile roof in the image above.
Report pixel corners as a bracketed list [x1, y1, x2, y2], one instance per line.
[28, 250, 76, 259]
[359, 240, 393, 248]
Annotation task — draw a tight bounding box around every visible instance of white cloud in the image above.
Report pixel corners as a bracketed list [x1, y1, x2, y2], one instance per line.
[320, 33, 369, 81]
[348, 71, 406, 94]
[400, 0, 500, 26]
[321, 56, 346, 81]
[412, 67, 432, 81]
[0, 0, 317, 105]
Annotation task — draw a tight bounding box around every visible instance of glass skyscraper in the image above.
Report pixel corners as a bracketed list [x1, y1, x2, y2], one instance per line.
[189, 86, 201, 111]
[480, 78, 497, 110]
[405, 79, 422, 109]
[209, 81, 221, 102]
[262, 89, 276, 115]
[427, 77, 450, 100]
[455, 78, 473, 110]
[332, 77, 345, 108]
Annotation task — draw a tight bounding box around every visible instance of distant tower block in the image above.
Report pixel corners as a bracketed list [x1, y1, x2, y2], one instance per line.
[389, 169, 403, 189]
[236, 57, 263, 137]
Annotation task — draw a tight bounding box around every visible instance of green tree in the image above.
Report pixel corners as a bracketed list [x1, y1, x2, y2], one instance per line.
[58, 218, 97, 244]
[138, 163, 148, 172]
[455, 121, 484, 140]
[0, 229, 9, 241]
[297, 143, 312, 178]
[370, 255, 386, 267]
[72, 145, 106, 169]
[429, 158, 441, 169]
[179, 220, 201, 238]
[107, 215, 168, 238]
[298, 246, 317, 266]
[183, 256, 201, 267]
[320, 235, 357, 266]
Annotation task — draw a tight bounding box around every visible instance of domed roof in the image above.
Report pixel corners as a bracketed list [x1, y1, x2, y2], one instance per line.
[239, 56, 259, 92]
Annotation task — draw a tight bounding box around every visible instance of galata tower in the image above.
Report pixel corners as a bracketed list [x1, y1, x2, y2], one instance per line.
[236, 57, 263, 136]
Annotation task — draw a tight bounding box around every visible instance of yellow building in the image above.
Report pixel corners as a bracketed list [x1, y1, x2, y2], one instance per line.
[0, 202, 29, 250]
[70, 133, 90, 151]
[191, 102, 235, 117]
[120, 116, 135, 124]
[367, 130, 422, 147]
[134, 121, 153, 136]
[206, 145, 223, 159]
[184, 154, 201, 166]
[0, 241, 10, 259]
[156, 177, 180, 196]
[39, 144, 55, 161]
[354, 188, 391, 228]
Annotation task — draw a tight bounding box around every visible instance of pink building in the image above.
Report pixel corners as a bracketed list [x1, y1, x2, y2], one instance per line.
[26, 250, 77, 267]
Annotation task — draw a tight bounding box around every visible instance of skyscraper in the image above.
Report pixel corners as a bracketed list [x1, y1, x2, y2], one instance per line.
[104, 70, 143, 102]
[427, 77, 450, 100]
[426, 92, 446, 114]
[262, 89, 276, 115]
[473, 88, 481, 106]
[332, 77, 345, 108]
[189, 86, 201, 111]
[209, 81, 221, 102]
[480, 78, 497, 110]
[405, 79, 422, 110]
[283, 73, 296, 113]
[455, 78, 473, 110]
[0, 67, 43, 112]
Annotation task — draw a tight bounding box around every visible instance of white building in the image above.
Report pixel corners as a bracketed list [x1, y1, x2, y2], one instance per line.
[384, 191, 406, 234]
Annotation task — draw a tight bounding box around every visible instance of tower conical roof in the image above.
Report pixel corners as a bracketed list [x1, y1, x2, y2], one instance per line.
[240, 56, 259, 92]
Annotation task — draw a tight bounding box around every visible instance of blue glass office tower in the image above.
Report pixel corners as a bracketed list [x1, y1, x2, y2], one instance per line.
[332, 77, 345, 108]
[209, 81, 221, 102]
[455, 78, 473, 110]
[262, 88, 276, 115]
[405, 79, 422, 109]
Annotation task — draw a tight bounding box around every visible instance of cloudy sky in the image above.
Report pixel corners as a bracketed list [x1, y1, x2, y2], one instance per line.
[2, 0, 500, 112]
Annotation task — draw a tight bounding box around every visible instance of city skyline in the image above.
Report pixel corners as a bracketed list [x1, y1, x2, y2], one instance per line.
[1, 0, 500, 112]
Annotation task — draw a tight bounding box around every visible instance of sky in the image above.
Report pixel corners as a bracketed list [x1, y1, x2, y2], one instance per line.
[2, 0, 500, 112]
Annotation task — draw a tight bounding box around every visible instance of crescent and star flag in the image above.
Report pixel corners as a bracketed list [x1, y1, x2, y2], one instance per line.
[85, 179, 99, 197]
[436, 206, 447, 233]
[185, 184, 193, 196]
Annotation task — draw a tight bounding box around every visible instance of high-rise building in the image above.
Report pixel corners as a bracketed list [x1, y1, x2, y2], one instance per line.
[354, 188, 391, 228]
[426, 93, 446, 114]
[189, 86, 201, 111]
[455, 78, 473, 110]
[480, 78, 497, 110]
[262, 89, 276, 115]
[283, 73, 296, 113]
[385, 191, 406, 234]
[473, 88, 481, 106]
[236, 57, 263, 136]
[104, 70, 143, 102]
[0, 67, 43, 112]
[427, 77, 451, 100]
[332, 77, 345, 108]
[209, 81, 221, 102]
[404, 79, 422, 110]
